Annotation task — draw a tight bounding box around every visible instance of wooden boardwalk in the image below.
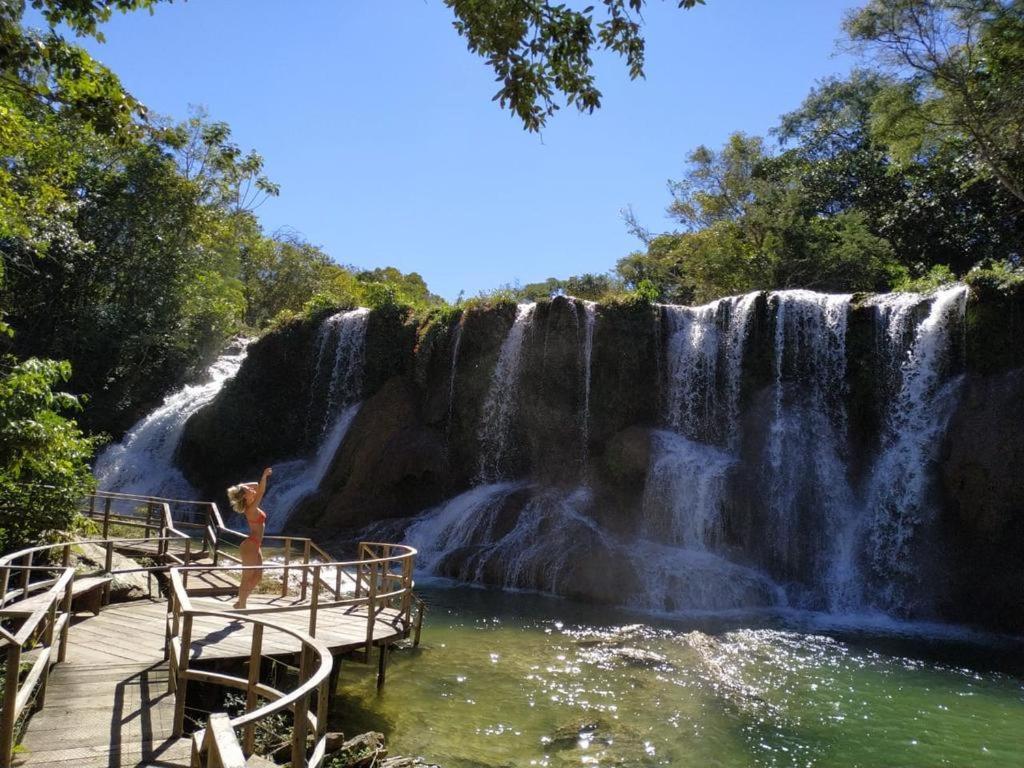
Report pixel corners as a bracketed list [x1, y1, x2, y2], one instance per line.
[2, 492, 421, 767]
[12, 595, 406, 767]
[14, 662, 191, 768]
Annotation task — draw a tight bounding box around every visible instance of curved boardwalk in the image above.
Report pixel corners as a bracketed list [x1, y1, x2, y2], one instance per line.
[3, 492, 420, 768]
[13, 595, 407, 767]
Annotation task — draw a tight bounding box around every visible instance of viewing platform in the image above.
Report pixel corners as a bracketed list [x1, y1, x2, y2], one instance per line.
[0, 491, 423, 768]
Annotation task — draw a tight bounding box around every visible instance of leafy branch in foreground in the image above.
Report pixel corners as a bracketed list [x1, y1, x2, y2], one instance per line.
[447, 0, 706, 131]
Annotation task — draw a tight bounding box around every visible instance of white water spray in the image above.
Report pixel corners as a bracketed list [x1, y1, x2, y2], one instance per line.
[477, 303, 536, 482]
[863, 285, 968, 608]
[266, 308, 370, 531]
[93, 340, 250, 497]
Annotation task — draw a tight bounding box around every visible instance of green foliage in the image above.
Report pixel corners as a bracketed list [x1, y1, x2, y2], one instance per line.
[620, 39, 1024, 304]
[517, 273, 624, 302]
[0, 357, 98, 554]
[893, 264, 957, 293]
[302, 293, 348, 318]
[844, 0, 1024, 203]
[360, 281, 400, 310]
[633, 278, 660, 303]
[446, 0, 706, 132]
[965, 259, 1024, 295]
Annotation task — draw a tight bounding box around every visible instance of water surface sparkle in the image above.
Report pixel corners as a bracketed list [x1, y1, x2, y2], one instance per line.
[334, 586, 1024, 767]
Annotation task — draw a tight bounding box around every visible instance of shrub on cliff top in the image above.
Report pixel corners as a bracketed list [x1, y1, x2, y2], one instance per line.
[966, 260, 1024, 296]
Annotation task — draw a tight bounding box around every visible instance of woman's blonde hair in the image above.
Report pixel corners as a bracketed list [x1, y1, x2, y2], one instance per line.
[226, 484, 248, 514]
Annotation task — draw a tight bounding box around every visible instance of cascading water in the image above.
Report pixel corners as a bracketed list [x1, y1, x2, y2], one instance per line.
[476, 303, 536, 482]
[265, 308, 370, 531]
[863, 285, 968, 610]
[763, 291, 856, 607]
[641, 430, 735, 550]
[93, 339, 250, 497]
[576, 299, 596, 462]
[662, 301, 721, 443]
[445, 316, 464, 443]
[661, 293, 758, 446]
[406, 480, 782, 612]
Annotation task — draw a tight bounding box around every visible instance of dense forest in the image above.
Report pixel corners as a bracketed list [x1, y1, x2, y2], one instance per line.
[0, 0, 1022, 550]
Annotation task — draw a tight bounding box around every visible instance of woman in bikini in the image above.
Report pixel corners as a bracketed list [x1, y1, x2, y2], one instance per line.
[226, 467, 272, 609]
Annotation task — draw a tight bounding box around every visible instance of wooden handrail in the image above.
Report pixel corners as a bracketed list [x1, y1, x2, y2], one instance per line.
[3, 488, 420, 766]
[168, 569, 332, 768]
[0, 567, 74, 766]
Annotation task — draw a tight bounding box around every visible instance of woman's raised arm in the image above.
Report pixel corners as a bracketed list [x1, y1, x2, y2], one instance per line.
[253, 466, 272, 507]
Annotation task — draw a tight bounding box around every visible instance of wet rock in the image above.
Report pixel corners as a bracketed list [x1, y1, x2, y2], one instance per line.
[70, 542, 151, 602]
[178, 311, 326, 500]
[325, 731, 387, 768]
[940, 367, 1024, 632]
[378, 758, 442, 768]
[600, 426, 652, 490]
[296, 377, 448, 531]
[544, 717, 613, 751]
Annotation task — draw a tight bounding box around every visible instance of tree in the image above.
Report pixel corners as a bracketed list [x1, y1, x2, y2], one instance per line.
[845, 0, 1024, 203]
[0, 357, 98, 553]
[447, 0, 706, 131]
[9, 1, 710, 134]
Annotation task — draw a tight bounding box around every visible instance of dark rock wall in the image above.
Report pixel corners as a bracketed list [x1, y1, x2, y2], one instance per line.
[177, 289, 1024, 633]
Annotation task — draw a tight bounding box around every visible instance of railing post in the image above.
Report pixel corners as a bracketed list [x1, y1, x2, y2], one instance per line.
[300, 540, 311, 601]
[183, 541, 192, 590]
[58, 574, 73, 662]
[166, 590, 179, 674]
[102, 541, 113, 605]
[364, 560, 378, 659]
[173, 613, 193, 737]
[0, 565, 9, 609]
[308, 567, 321, 637]
[242, 623, 263, 755]
[292, 647, 311, 768]
[36, 598, 58, 708]
[102, 496, 112, 539]
[401, 556, 413, 627]
[1, 643, 22, 768]
[282, 539, 292, 598]
[20, 552, 31, 597]
[414, 601, 425, 648]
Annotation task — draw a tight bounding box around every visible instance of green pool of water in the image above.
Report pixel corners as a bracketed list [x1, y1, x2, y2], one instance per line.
[332, 585, 1024, 768]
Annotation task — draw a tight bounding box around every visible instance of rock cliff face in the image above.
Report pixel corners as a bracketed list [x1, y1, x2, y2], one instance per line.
[177, 285, 1024, 633]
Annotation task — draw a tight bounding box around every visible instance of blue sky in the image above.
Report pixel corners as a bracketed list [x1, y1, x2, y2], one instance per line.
[55, 1, 859, 301]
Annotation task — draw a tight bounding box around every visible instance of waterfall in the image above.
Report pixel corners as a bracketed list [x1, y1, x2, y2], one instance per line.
[863, 285, 968, 609]
[763, 291, 856, 607]
[93, 339, 250, 497]
[406, 480, 783, 612]
[577, 299, 596, 462]
[305, 308, 371, 443]
[663, 300, 720, 443]
[265, 308, 370, 531]
[445, 315, 464, 446]
[641, 431, 735, 550]
[661, 292, 758, 446]
[476, 303, 536, 482]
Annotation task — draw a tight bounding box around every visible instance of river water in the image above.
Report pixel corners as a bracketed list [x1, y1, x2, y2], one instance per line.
[334, 584, 1024, 768]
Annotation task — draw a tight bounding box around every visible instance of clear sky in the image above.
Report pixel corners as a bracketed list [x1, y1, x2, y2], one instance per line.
[52, 1, 860, 301]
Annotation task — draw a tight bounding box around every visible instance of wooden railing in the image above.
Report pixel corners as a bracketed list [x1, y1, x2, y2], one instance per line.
[169, 569, 333, 768]
[0, 561, 74, 767]
[1, 491, 423, 766]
